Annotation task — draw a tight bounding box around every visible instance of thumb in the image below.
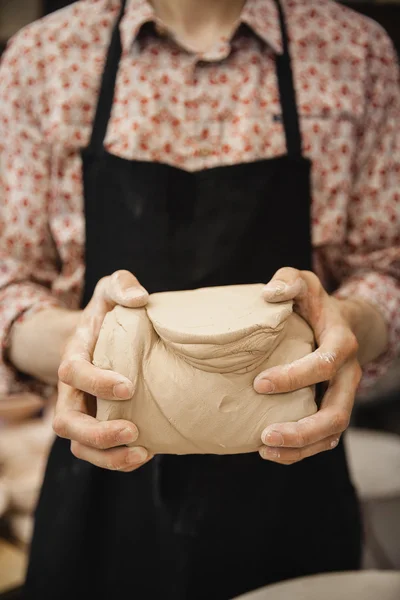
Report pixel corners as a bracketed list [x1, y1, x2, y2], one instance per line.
[262, 267, 306, 302]
[107, 270, 149, 308]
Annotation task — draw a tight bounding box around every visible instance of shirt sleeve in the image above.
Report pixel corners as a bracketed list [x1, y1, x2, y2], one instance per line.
[0, 33, 64, 396]
[321, 26, 400, 391]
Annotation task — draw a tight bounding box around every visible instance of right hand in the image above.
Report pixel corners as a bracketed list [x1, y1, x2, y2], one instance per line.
[53, 270, 152, 472]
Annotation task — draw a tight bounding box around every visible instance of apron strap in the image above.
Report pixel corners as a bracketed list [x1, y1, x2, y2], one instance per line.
[87, 0, 128, 154]
[88, 0, 303, 158]
[274, 0, 303, 157]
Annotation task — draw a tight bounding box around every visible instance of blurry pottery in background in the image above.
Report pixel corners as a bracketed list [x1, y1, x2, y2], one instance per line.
[233, 570, 400, 600]
[0, 394, 55, 546]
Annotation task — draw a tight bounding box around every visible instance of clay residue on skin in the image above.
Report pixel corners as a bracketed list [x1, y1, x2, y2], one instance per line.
[94, 284, 317, 455]
[316, 350, 337, 364]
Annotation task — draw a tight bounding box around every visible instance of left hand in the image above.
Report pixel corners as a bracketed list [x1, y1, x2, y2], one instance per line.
[55, 270, 152, 471]
[254, 267, 362, 465]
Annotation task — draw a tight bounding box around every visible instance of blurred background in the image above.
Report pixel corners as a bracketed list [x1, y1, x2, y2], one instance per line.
[0, 0, 399, 598]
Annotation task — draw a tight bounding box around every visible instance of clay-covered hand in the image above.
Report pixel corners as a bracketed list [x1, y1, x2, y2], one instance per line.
[254, 268, 362, 465]
[54, 271, 152, 471]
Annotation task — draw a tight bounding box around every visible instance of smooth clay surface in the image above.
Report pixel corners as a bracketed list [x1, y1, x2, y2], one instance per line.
[93, 284, 317, 455]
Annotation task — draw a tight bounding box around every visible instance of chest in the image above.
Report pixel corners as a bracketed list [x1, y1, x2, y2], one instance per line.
[42, 32, 364, 171]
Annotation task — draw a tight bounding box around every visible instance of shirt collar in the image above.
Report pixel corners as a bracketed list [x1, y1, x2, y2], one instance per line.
[95, 0, 283, 55]
[241, 0, 283, 55]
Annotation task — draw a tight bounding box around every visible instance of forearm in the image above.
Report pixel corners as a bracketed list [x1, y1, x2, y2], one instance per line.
[9, 308, 81, 385]
[337, 298, 389, 366]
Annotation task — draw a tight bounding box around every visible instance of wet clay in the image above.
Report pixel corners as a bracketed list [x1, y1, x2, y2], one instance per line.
[93, 284, 317, 454]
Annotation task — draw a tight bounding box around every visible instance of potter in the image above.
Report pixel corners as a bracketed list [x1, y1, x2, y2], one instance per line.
[1, 0, 397, 597]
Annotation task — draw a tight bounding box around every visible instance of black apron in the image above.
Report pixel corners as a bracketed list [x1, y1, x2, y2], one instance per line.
[24, 2, 362, 599]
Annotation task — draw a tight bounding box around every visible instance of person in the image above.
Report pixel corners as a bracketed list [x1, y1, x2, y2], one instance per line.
[0, 0, 399, 598]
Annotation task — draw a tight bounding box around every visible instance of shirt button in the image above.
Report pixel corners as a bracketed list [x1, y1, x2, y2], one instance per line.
[199, 148, 211, 157]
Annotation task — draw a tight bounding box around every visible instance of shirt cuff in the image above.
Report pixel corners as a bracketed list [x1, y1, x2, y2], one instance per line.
[0, 283, 62, 397]
[334, 272, 400, 392]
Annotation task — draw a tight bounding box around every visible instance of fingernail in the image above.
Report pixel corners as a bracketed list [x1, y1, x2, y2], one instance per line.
[330, 437, 340, 449]
[255, 378, 275, 394]
[263, 280, 287, 296]
[261, 447, 280, 459]
[118, 427, 138, 444]
[262, 429, 284, 447]
[113, 382, 134, 399]
[125, 286, 148, 299]
[127, 447, 148, 465]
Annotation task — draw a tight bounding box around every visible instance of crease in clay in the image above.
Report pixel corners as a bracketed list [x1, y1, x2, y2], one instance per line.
[115, 314, 128, 334]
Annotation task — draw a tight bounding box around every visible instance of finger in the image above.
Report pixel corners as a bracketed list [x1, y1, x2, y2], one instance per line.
[260, 360, 361, 448]
[56, 381, 87, 413]
[262, 267, 306, 302]
[71, 441, 150, 471]
[259, 433, 341, 464]
[320, 357, 362, 412]
[58, 354, 134, 400]
[106, 270, 149, 307]
[254, 324, 357, 394]
[53, 408, 138, 450]
[65, 271, 148, 362]
[59, 272, 148, 394]
[59, 295, 134, 399]
[263, 270, 331, 342]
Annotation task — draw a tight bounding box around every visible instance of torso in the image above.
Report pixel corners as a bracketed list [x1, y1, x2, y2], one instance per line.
[22, 3, 364, 598]
[3, 0, 387, 309]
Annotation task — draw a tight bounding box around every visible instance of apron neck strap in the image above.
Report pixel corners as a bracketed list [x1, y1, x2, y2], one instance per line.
[274, 0, 302, 156]
[88, 0, 303, 158]
[88, 0, 127, 154]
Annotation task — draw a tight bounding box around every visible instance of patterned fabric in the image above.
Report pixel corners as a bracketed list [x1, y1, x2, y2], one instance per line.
[0, 0, 399, 395]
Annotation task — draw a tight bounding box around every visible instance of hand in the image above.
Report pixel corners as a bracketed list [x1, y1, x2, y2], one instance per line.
[254, 268, 362, 465]
[53, 270, 153, 472]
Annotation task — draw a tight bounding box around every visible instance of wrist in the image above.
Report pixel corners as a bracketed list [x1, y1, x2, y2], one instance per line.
[335, 297, 388, 366]
[42, 307, 81, 352]
[9, 307, 81, 384]
[336, 298, 365, 334]
[11, 306, 79, 345]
